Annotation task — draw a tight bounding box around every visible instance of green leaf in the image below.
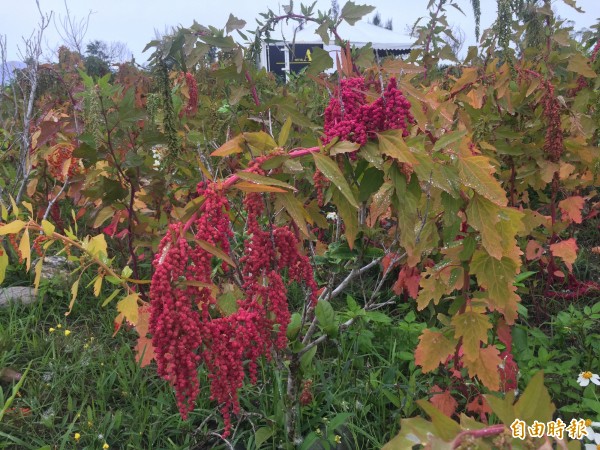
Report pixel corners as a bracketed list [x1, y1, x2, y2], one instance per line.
[416, 399, 462, 441]
[567, 53, 596, 78]
[254, 427, 273, 448]
[330, 140, 361, 156]
[515, 370, 555, 424]
[313, 153, 358, 208]
[195, 240, 235, 267]
[377, 130, 419, 165]
[243, 131, 277, 153]
[432, 130, 467, 152]
[340, 2, 376, 25]
[278, 116, 292, 147]
[358, 167, 384, 202]
[306, 46, 334, 76]
[466, 194, 502, 260]
[300, 345, 318, 372]
[278, 192, 310, 238]
[225, 14, 246, 34]
[315, 22, 330, 45]
[315, 299, 336, 330]
[332, 188, 359, 250]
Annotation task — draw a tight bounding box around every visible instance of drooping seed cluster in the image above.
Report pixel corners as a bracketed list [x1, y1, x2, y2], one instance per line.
[541, 81, 564, 163]
[181, 72, 198, 117]
[322, 77, 414, 146]
[149, 174, 318, 437]
[46, 143, 83, 182]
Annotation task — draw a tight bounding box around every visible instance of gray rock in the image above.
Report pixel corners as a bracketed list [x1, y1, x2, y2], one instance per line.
[32, 256, 73, 281]
[0, 286, 38, 307]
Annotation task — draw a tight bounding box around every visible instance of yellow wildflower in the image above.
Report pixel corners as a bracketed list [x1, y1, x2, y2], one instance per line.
[49, 327, 56, 333]
[334, 435, 342, 444]
[103, 443, 109, 449]
[74, 432, 81, 441]
[64, 330, 71, 336]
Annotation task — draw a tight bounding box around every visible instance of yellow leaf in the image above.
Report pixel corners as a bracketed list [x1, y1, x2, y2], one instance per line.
[1, 204, 7, 221]
[65, 278, 80, 316]
[465, 346, 501, 391]
[93, 276, 103, 297]
[0, 243, 8, 284]
[19, 229, 31, 271]
[41, 220, 55, 236]
[117, 294, 139, 325]
[86, 234, 108, 259]
[34, 258, 43, 293]
[466, 194, 502, 260]
[0, 220, 26, 235]
[415, 329, 457, 372]
[9, 195, 19, 217]
[22, 201, 33, 216]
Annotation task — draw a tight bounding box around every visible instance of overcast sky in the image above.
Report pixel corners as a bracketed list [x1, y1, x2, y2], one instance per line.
[2, 0, 599, 62]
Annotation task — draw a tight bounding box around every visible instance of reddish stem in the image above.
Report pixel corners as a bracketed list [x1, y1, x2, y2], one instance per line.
[451, 425, 506, 448]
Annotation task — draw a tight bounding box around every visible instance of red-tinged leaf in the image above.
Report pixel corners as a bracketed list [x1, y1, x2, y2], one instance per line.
[211, 134, 244, 157]
[381, 253, 398, 274]
[135, 334, 156, 368]
[466, 395, 492, 423]
[415, 329, 457, 373]
[451, 309, 491, 362]
[496, 318, 512, 353]
[549, 238, 578, 272]
[558, 196, 584, 224]
[465, 346, 502, 391]
[430, 388, 458, 418]
[392, 265, 421, 299]
[525, 240, 543, 261]
[499, 350, 518, 392]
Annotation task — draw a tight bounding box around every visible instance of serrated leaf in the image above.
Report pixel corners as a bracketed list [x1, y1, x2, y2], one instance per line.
[41, 220, 55, 236]
[452, 310, 491, 362]
[117, 293, 140, 325]
[340, 1, 376, 25]
[458, 156, 507, 207]
[558, 196, 584, 224]
[465, 346, 501, 390]
[466, 194, 502, 259]
[225, 14, 246, 33]
[306, 46, 333, 75]
[66, 278, 79, 316]
[313, 153, 358, 208]
[549, 238, 578, 272]
[377, 130, 419, 165]
[19, 229, 31, 271]
[196, 239, 235, 267]
[0, 220, 26, 235]
[415, 329, 457, 372]
[93, 276, 103, 297]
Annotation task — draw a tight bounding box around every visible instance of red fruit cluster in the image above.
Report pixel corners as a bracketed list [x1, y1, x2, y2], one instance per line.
[149, 174, 318, 437]
[46, 144, 82, 182]
[322, 77, 414, 146]
[541, 81, 564, 163]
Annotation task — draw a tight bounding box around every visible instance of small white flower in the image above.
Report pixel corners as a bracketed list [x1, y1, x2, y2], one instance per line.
[584, 431, 600, 450]
[97, 434, 104, 440]
[586, 420, 600, 443]
[577, 371, 600, 387]
[326, 212, 338, 221]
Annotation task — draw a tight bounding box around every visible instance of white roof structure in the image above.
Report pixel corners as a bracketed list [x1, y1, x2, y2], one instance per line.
[280, 20, 414, 51]
[261, 21, 414, 79]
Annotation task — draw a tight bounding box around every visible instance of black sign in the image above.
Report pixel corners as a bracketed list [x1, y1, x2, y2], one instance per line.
[267, 44, 324, 77]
